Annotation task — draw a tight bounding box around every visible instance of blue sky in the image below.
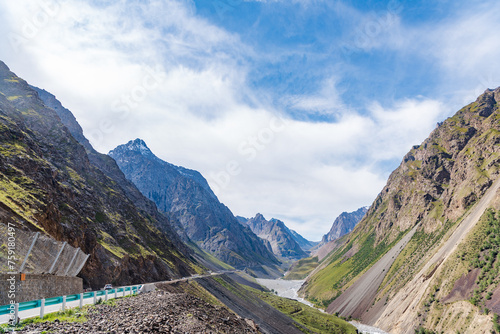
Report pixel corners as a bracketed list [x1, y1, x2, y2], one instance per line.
[0, 0, 499, 240]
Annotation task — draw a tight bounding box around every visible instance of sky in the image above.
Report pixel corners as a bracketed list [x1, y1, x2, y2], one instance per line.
[0, 0, 499, 240]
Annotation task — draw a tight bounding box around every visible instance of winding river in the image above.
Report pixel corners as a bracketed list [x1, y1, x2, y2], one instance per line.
[256, 278, 390, 334]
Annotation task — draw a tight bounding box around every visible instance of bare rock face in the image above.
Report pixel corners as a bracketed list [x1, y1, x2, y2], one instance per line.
[361, 87, 500, 242]
[241, 213, 308, 260]
[0, 61, 197, 289]
[109, 140, 280, 269]
[321, 207, 368, 244]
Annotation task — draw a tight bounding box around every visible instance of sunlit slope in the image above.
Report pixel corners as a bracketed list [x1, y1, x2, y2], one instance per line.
[301, 87, 500, 328]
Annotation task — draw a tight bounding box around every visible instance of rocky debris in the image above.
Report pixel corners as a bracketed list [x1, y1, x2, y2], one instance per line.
[19, 292, 260, 333]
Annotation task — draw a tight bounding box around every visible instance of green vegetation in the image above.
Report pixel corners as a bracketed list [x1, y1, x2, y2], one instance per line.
[247, 286, 357, 334]
[284, 256, 319, 280]
[0, 293, 136, 333]
[469, 209, 500, 308]
[97, 231, 128, 259]
[414, 207, 500, 333]
[188, 241, 234, 270]
[379, 217, 457, 300]
[493, 313, 500, 332]
[304, 228, 406, 308]
[414, 327, 437, 334]
[0, 305, 89, 333]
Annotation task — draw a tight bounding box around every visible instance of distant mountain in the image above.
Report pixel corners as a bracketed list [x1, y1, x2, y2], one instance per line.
[0, 61, 199, 288]
[240, 214, 307, 260]
[322, 207, 368, 244]
[109, 140, 280, 270]
[310, 207, 368, 258]
[286, 228, 318, 251]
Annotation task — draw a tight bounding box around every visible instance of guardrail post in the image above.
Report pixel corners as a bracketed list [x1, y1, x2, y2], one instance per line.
[114, 288, 117, 299]
[93, 291, 97, 304]
[40, 299, 45, 319]
[105, 290, 108, 301]
[79, 293, 83, 308]
[62, 295, 66, 311]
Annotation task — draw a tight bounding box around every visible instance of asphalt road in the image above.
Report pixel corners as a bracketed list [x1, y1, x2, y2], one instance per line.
[0, 270, 238, 325]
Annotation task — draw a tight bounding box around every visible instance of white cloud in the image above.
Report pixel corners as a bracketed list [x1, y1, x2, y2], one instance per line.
[284, 76, 348, 117]
[0, 0, 468, 240]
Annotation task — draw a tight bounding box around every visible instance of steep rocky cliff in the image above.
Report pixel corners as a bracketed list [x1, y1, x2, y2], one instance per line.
[301, 87, 500, 333]
[0, 61, 200, 288]
[109, 140, 280, 269]
[240, 213, 307, 260]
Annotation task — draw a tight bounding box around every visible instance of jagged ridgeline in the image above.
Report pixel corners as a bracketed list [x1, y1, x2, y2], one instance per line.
[109, 140, 281, 272]
[0, 61, 202, 288]
[301, 88, 500, 333]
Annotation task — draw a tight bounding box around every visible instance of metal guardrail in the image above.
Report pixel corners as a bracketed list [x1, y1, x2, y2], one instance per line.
[0, 285, 142, 323]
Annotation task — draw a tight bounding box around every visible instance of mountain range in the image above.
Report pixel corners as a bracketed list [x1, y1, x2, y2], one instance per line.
[237, 214, 309, 261]
[109, 139, 280, 272]
[4, 56, 500, 333]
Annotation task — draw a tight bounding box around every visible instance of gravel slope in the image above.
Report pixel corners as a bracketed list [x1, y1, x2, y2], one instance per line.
[19, 291, 260, 333]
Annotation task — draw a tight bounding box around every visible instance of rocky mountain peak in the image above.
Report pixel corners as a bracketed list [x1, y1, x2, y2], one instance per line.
[0, 61, 9, 72]
[109, 142, 280, 269]
[322, 206, 368, 244]
[254, 213, 266, 221]
[243, 214, 307, 261]
[126, 138, 153, 155]
[269, 218, 286, 229]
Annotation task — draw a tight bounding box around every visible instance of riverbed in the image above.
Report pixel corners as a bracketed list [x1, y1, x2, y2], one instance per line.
[256, 278, 390, 334]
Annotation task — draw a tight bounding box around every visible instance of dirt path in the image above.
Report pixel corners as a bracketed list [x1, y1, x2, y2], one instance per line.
[375, 176, 500, 333]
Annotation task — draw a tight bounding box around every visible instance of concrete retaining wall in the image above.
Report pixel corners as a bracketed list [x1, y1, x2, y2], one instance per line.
[0, 274, 82, 305]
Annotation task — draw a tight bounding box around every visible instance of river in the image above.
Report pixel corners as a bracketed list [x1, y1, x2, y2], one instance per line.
[256, 278, 390, 334]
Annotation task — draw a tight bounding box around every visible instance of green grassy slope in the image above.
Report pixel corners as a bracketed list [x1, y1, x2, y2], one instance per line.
[284, 256, 319, 280]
